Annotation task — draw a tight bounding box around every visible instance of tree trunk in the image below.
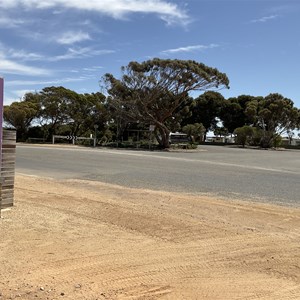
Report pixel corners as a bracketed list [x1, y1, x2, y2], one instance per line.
[260, 133, 273, 148]
[155, 126, 170, 148]
[203, 131, 208, 142]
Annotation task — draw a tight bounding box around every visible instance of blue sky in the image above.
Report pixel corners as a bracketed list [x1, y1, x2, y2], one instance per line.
[0, 0, 300, 108]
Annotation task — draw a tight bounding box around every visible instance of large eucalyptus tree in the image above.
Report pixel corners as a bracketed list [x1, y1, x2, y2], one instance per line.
[103, 58, 229, 148]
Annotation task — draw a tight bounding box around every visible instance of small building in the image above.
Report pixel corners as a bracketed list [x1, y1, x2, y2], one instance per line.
[281, 137, 300, 146]
[205, 136, 235, 143]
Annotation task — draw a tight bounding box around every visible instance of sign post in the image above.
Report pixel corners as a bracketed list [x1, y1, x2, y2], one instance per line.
[0, 77, 3, 154]
[94, 125, 98, 147]
[149, 124, 155, 150]
[0, 78, 3, 214]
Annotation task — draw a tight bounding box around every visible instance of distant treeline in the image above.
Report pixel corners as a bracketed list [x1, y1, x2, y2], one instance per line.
[4, 59, 300, 148]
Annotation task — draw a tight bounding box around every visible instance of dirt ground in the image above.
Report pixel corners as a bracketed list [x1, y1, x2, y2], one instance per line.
[0, 175, 300, 300]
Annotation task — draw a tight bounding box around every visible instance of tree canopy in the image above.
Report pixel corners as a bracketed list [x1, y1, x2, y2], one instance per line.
[219, 95, 258, 134]
[4, 87, 108, 142]
[103, 58, 229, 148]
[183, 91, 225, 139]
[4, 59, 300, 149]
[245, 93, 300, 147]
[4, 95, 39, 141]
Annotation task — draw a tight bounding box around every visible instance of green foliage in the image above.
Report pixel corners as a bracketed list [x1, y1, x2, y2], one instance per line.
[219, 93, 299, 148]
[99, 129, 113, 145]
[182, 123, 206, 142]
[4, 86, 109, 142]
[214, 126, 229, 137]
[219, 95, 258, 134]
[4, 60, 299, 151]
[234, 125, 284, 148]
[3, 95, 39, 141]
[183, 91, 225, 138]
[103, 58, 229, 148]
[234, 126, 255, 147]
[38, 86, 75, 139]
[67, 92, 108, 138]
[169, 143, 198, 150]
[37, 87, 108, 140]
[251, 128, 264, 146]
[245, 93, 299, 148]
[273, 135, 282, 148]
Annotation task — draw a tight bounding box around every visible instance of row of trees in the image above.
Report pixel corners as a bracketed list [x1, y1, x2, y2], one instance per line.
[184, 92, 300, 148]
[4, 87, 109, 142]
[4, 58, 300, 148]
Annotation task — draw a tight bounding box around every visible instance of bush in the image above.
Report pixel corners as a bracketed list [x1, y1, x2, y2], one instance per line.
[170, 143, 197, 150]
[273, 135, 282, 148]
[234, 126, 255, 147]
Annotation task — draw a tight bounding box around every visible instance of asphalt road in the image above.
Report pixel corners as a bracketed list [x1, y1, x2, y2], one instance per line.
[16, 144, 300, 206]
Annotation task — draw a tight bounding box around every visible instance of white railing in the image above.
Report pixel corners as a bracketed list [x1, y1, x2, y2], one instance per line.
[52, 135, 96, 146]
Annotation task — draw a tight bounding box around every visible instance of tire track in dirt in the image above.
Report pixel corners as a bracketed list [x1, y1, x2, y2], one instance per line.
[0, 175, 299, 299]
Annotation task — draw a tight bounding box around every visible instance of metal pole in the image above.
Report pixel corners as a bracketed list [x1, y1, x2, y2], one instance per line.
[117, 119, 119, 148]
[93, 132, 96, 147]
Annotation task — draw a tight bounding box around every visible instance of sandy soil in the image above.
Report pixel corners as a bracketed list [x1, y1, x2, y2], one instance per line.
[0, 175, 300, 300]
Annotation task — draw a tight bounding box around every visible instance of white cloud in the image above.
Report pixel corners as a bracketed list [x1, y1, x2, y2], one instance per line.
[268, 3, 300, 15]
[0, 42, 41, 60]
[0, 0, 189, 25]
[0, 15, 25, 28]
[83, 66, 103, 72]
[250, 15, 278, 23]
[161, 44, 219, 55]
[56, 31, 91, 45]
[7, 49, 44, 61]
[6, 76, 92, 86]
[49, 47, 115, 61]
[0, 54, 51, 76]
[0, 44, 114, 65]
[0, 0, 19, 9]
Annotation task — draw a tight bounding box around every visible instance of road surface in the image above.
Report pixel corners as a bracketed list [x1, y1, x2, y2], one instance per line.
[16, 144, 300, 206]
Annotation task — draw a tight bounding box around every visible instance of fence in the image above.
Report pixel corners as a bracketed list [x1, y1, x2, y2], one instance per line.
[52, 135, 95, 146]
[0, 130, 16, 210]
